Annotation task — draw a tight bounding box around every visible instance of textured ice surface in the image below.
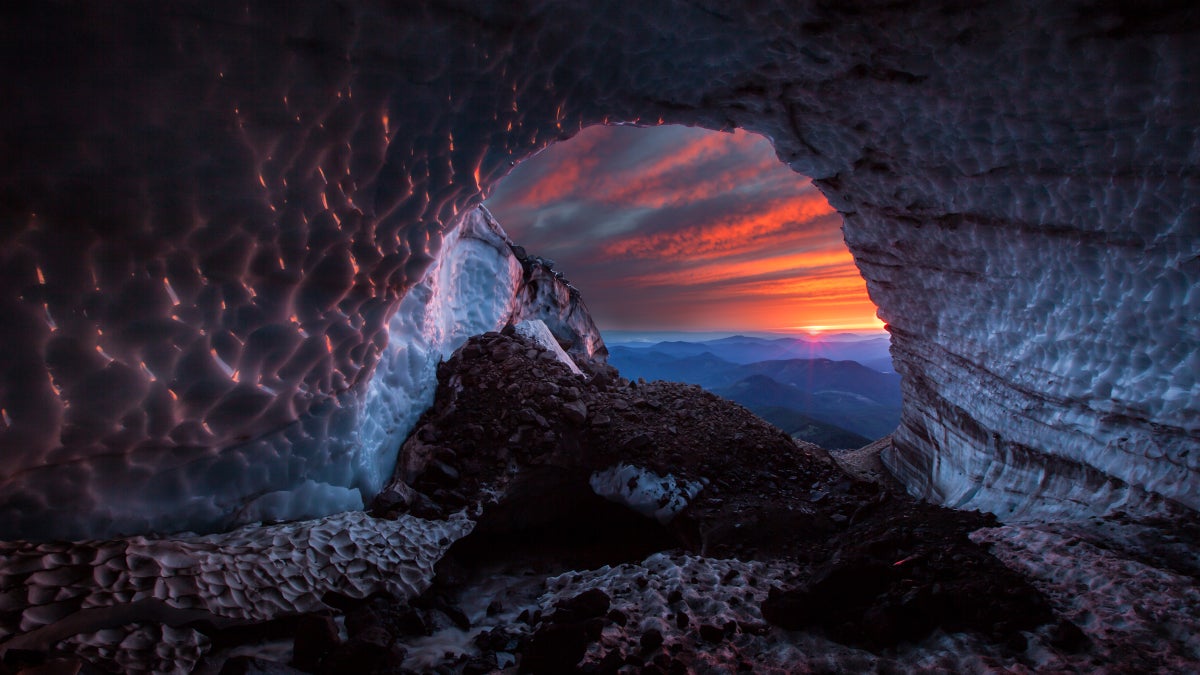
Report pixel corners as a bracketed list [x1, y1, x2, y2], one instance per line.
[973, 522, 1200, 669]
[0, 1, 1197, 537]
[535, 553, 1059, 673]
[356, 207, 525, 505]
[511, 263, 608, 362]
[0, 511, 471, 663]
[588, 464, 705, 524]
[513, 319, 583, 375]
[58, 624, 210, 675]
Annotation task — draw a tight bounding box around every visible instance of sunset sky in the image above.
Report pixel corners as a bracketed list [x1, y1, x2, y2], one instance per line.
[484, 125, 884, 334]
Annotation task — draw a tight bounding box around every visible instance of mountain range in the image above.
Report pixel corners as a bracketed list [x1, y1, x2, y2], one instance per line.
[609, 333, 895, 373]
[607, 335, 901, 447]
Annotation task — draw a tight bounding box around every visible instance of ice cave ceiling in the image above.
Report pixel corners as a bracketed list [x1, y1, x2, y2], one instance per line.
[0, 0, 1196, 540]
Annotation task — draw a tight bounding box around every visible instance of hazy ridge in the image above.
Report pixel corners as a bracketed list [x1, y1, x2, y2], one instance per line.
[607, 335, 900, 448]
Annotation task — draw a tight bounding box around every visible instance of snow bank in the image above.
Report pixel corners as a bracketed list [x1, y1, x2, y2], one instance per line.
[589, 464, 706, 524]
[513, 319, 583, 375]
[357, 208, 525, 503]
[0, 511, 472, 667]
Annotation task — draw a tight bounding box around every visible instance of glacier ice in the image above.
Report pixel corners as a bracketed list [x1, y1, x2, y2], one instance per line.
[355, 207, 526, 508]
[0, 510, 472, 660]
[588, 464, 707, 524]
[513, 319, 584, 375]
[0, 1, 1196, 538]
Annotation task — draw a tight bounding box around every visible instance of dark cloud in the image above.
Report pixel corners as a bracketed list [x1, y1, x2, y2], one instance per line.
[484, 125, 882, 333]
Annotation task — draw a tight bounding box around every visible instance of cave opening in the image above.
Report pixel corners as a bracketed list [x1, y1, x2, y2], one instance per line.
[482, 123, 886, 339]
[478, 123, 901, 447]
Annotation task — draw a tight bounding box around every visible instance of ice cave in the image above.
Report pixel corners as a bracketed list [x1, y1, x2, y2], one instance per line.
[0, 1, 1197, 672]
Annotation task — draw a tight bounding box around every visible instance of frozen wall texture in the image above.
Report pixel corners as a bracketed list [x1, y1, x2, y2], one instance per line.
[0, 0, 1196, 539]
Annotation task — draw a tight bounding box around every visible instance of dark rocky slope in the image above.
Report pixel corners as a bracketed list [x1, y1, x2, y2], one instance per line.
[350, 331, 1060, 673]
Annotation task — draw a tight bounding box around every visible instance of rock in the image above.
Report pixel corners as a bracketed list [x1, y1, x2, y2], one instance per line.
[699, 623, 727, 643]
[439, 602, 472, 631]
[760, 501, 1055, 649]
[462, 655, 498, 675]
[520, 619, 602, 674]
[221, 656, 307, 675]
[551, 589, 610, 623]
[368, 481, 417, 517]
[292, 614, 340, 671]
[640, 628, 664, 653]
[407, 491, 445, 520]
[620, 433, 651, 451]
[426, 460, 461, 485]
[475, 626, 525, 652]
[562, 400, 588, 425]
[316, 639, 406, 675]
[389, 606, 431, 636]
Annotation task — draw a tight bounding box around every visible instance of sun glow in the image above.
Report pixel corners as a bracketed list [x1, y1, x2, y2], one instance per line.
[791, 317, 887, 336]
[486, 125, 882, 333]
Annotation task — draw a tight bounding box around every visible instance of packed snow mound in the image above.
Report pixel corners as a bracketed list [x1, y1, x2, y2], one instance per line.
[0, 1, 1197, 538]
[972, 522, 1200, 669]
[0, 510, 472, 667]
[513, 319, 584, 375]
[588, 464, 706, 524]
[531, 554, 1028, 673]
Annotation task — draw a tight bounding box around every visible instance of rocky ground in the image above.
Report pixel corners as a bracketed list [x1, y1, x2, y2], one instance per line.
[3, 329, 1197, 674]
[322, 331, 1069, 674]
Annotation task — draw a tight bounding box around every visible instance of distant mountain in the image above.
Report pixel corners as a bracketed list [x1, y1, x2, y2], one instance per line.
[612, 334, 894, 373]
[750, 406, 872, 450]
[608, 348, 901, 406]
[608, 345, 902, 443]
[713, 375, 900, 440]
[737, 359, 902, 406]
[606, 348, 737, 388]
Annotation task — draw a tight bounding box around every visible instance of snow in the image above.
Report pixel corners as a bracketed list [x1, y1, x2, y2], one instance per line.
[0, 1, 1196, 540]
[513, 319, 583, 375]
[531, 553, 1019, 673]
[972, 521, 1200, 670]
[0, 510, 472, 668]
[588, 464, 706, 524]
[357, 207, 525, 503]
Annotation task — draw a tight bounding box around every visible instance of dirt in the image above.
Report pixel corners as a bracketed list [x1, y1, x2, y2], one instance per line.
[353, 330, 1060, 671]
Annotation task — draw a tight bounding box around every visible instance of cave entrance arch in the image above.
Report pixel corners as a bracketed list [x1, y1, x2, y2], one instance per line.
[479, 123, 900, 447]
[483, 124, 886, 338]
[1, 1, 1195, 541]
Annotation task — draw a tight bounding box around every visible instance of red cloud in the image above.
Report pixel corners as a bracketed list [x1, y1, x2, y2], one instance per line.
[485, 125, 883, 333]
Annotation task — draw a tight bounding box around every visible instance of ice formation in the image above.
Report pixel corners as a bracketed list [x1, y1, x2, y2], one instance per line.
[529, 553, 1029, 673]
[971, 524, 1200, 668]
[588, 464, 706, 524]
[0, 1, 1196, 539]
[0, 510, 471, 664]
[512, 319, 584, 375]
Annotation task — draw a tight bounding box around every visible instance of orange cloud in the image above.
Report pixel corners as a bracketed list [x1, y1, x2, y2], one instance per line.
[599, 191, 838, 262]
[620, 248, 852, 288]
[593, 131, 773, 208]
[484, 124, 883, 334]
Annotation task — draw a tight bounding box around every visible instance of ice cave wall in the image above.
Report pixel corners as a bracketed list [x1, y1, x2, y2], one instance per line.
[0, 0, 1196, 539]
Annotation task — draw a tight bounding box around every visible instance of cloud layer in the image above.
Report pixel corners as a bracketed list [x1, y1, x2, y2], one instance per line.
[484, 125, 882, 333]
